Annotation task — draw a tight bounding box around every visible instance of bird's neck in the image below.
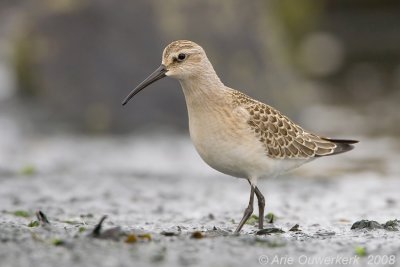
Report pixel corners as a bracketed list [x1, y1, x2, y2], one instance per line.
[179, 68, 226, 107]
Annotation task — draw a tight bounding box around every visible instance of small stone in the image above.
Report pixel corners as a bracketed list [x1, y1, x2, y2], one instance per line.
[351, 220, 383, 230]
[314, 230, 335, 236]
[289, 224, 301, 232]
[160, 231, 179, 236]
[256, 228, 285, 235]
[382, 220, 400, 231]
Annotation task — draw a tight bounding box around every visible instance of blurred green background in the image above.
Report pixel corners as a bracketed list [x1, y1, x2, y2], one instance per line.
[0, 0, 399, 135]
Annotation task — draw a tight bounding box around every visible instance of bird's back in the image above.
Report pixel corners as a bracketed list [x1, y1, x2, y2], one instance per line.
[229, 89, 358, 160]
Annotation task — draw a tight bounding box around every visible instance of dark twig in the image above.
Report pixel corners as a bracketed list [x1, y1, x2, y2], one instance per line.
[92, 215, 108, 237]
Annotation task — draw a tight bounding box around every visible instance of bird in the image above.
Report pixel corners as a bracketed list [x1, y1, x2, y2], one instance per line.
[122, 40, 358, 233]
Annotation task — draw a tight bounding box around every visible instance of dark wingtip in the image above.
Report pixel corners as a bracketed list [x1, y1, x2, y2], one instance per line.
[334, 143, 355, 155]
[314, 138, 358, 157]
[333, 139, 359, 144]
[326, 138, 359, 156]
[322, 138, 359, 144]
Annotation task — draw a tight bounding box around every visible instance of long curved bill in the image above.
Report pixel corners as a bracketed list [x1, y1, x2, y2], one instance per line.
[122, 64, 168, 106]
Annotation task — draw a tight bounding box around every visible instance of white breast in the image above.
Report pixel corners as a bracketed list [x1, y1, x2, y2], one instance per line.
[187, 104, 283, 180]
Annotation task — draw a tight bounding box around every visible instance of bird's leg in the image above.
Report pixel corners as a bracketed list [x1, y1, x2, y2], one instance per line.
[234, 184, 255, 233]
[247, 180, 266, 229]
[254, 187, 265, 229]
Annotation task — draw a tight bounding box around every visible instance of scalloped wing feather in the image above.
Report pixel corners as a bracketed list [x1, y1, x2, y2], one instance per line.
[231, 91, 337, 159]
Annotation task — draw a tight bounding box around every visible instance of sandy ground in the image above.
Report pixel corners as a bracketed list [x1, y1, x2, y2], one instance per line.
[1, 115, 400, 267]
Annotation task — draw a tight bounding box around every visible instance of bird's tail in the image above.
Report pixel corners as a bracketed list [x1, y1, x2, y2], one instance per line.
[322, 138, 359, 156]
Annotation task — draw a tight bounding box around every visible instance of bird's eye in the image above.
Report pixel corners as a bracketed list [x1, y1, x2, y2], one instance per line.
[177, 53, 186, 61]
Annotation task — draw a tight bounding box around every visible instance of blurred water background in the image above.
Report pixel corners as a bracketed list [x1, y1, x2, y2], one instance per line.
[0, 0, 399, 136]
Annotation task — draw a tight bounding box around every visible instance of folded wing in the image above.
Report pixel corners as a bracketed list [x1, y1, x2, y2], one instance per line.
[232, 91, 358, 159]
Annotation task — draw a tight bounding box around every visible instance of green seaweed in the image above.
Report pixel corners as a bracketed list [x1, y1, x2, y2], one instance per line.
[13, 210, 30, 218]
[51, 241, 65, 246]
[62, 220, 82, 225]
[138, 233, 152, 241]
[52, 239, 65, 246]
[265, 212, 275, 223]
[355, 246, 367, 257]
[28, 221, 40, 227]
[20, 165, 36, 176]
[245, 214, 259, 225]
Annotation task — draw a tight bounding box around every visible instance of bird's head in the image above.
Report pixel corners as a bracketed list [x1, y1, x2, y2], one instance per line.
[122, 40, 211, 106]
[161, 40, 208, 79]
